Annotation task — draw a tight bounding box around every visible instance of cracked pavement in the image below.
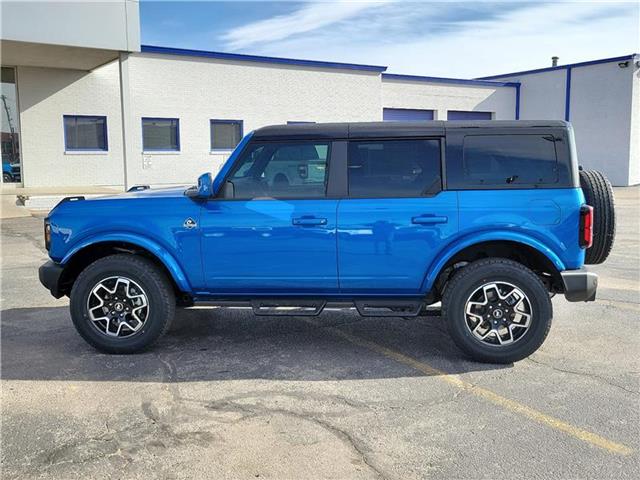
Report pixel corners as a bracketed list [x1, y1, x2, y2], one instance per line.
[1, 187, 639, 479]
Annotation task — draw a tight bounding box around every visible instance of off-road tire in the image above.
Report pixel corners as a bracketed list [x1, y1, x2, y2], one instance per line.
[579, 169, 615, 265]
[70, 254, 175, 354]
[442, 258, 552, 364]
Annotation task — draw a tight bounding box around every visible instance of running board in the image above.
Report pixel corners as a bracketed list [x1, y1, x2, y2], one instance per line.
[251, 299, 326, 316]
[354, 300, 423, 317]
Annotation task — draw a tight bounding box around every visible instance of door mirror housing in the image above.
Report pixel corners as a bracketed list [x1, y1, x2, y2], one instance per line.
[196, 173, 213, 198]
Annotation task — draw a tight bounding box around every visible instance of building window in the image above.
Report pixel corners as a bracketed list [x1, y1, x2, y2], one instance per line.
[210, 120, 243, 150]
[142, 118, 180, 151]
[447, 111, 493, 120]
[63, 115, 108, 151]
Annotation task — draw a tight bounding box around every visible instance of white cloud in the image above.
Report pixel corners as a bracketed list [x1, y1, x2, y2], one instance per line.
[219, 1, 638, 78]
[221, 0, 392, 50]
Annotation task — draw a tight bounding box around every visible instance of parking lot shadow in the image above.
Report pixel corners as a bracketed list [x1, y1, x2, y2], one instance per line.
[1, 306, 510, 382]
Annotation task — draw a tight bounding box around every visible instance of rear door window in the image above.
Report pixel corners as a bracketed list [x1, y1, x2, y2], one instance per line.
[460, 134, 559, 186]
[347, 139, 441, 197]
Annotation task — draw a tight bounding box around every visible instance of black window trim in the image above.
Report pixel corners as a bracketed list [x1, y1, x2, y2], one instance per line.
[345, 136, 445, 199]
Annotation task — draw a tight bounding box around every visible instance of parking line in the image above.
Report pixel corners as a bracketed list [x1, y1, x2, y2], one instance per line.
[305, 319, 634, 456]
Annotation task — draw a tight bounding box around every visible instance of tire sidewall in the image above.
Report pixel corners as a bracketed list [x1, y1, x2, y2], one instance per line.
[70, 256, 172, 353]
[445, 263, 552, 363]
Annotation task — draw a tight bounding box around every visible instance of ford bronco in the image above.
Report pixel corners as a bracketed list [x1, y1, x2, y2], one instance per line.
[39, 121, 615, 363]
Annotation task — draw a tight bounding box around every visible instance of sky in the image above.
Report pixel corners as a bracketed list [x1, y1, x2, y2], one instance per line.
[140, 0, 640, 78]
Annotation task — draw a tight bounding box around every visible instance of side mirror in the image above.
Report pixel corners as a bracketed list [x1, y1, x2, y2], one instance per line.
[196, 173, 213, 198]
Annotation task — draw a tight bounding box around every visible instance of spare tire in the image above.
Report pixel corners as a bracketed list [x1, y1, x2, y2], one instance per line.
[579, 169, 616, 264]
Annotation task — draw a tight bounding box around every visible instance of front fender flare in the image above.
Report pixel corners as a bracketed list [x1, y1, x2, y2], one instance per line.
[61, 232, 191, 292]
[421, 231, 566, 292]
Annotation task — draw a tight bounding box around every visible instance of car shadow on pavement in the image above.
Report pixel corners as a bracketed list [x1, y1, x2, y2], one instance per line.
[1, 306, 512, 382]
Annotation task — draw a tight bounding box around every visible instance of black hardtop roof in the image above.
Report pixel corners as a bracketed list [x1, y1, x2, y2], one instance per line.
[252, 120, 570, 140]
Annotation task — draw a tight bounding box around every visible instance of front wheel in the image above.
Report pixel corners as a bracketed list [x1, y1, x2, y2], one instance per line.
[442, 258, 552, 364]
[70, 254, 175, 354]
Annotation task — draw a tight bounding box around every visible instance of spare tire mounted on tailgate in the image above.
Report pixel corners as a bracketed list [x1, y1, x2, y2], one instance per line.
[579, 169, 616, 265]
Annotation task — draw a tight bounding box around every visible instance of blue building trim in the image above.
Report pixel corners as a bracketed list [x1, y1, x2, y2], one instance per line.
[141, 45, 388, 73]
[564, 68, 572, 121]
[515, 83, 521, 120]
[476, 53, 637, 80]
[382, 72, 519, 88]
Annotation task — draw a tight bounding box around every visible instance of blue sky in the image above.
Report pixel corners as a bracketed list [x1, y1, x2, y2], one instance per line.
[140, 1, 639, 78]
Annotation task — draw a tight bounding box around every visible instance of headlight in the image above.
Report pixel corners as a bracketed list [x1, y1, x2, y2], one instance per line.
[44, 220, 51, 251]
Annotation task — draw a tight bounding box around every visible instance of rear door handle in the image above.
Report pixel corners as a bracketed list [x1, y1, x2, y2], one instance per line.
[412, 215, 448, 225]
[292, 216, 327, 226]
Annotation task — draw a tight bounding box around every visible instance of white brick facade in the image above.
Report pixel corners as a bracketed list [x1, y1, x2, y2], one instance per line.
[484, 58, 640, 186]
[124, 53, 384, 186]
[10, 50, 639, 188]
[17, 63, 125, 188]
[382, 77, 517, 120]
[14, 51, 517, 188]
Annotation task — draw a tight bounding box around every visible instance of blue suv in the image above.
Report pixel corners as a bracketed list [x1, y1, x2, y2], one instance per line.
[39, 121, 615, 363]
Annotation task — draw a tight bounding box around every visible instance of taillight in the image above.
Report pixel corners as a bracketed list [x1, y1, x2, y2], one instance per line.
[579, 205, 593, 249]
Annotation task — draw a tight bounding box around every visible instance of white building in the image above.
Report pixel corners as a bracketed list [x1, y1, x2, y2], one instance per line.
[1, 0, 638, 190]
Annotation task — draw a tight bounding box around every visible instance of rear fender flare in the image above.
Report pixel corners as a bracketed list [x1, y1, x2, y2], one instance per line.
[421, 231, 566, 293]
[61, 232, 191, 292]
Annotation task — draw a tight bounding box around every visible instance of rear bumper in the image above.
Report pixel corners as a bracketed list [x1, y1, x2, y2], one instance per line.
[561, 267, 598, 302]
[39, 260, 65, 298]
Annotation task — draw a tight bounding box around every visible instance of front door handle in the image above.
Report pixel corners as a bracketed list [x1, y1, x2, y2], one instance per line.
[412, 215, 448, 225]
[292, 216, 327, 226]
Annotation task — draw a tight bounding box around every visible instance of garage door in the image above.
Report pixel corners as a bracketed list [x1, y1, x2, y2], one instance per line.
[447, 110, 493, 120]
[383, 108, 434, 121]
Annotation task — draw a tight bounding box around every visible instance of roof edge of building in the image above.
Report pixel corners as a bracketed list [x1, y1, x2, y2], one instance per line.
[476, 53, 639, 80]
[382, 73, 519, 88]
[140, 44, 388, 73]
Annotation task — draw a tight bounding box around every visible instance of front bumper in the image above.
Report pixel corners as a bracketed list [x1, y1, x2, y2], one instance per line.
[561, 267, 598, 302]
[39, 260, 65, 298]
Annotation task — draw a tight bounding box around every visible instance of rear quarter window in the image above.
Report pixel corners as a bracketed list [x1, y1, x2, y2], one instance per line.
[462, 134, 558, 187]
[445, 131, 574, 189]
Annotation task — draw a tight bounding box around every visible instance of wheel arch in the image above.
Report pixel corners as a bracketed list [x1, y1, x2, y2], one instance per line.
[59, 234, 191, 297]
[423, 233, 566, 296]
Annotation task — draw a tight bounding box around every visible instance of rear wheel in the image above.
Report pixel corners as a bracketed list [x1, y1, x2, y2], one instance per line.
[579, 169, 615, 264]
[70, 254, 175, 354]
[442, 258, 552, 364]
[3, 172, 13, 183]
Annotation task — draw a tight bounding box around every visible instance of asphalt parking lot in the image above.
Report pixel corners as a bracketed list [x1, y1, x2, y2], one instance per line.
[1, 187, 639, 479]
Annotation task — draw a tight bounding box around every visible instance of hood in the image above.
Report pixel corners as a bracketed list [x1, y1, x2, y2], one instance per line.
[48, 185, 193, 217]
[92, 185, 191, 200]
